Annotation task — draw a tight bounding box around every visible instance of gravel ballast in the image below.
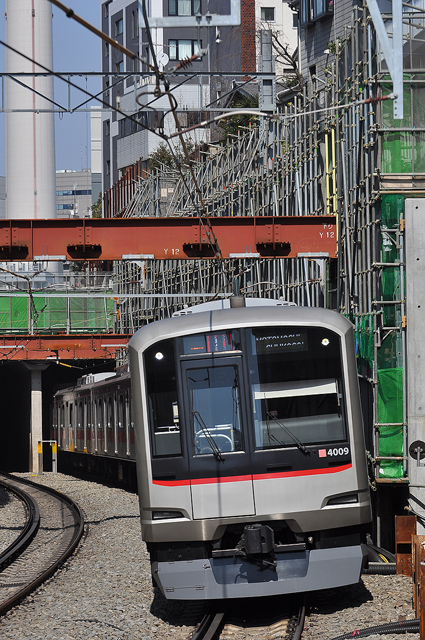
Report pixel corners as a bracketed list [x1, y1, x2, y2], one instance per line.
[0, 472, 420, 640]
[0, 487, 26, 554]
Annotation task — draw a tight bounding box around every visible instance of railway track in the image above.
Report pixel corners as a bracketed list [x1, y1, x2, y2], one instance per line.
[189, 595, 306, 640]
[0, 473, 84, 615]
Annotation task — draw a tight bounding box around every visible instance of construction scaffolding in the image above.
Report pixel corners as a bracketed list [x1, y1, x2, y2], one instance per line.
[108, 2, 425, 489]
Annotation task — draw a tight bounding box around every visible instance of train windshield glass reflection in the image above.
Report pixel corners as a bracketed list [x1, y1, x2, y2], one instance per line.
[182, 331, 236, 355]
[248, 327, 346, 449]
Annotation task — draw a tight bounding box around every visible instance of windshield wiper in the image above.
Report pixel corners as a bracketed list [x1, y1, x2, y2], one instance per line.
[266, 411, 309, 455]
[193, 410, 225, 461]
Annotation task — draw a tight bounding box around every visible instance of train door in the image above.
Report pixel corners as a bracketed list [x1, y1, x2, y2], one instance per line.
[117, 393, 125, 457]
[93, 395, 98, 453]
[97, 398, 104, 453]
[106, 394, 114, 455]
[126, 390, 133, 457]
[68, 403, 74, 451]
[113, 393, 119, 455]
[60, 403, 65, 449]
[77, 401, 83, 451]
[86, 398, 92, 453]
[181, 357, 255, 520]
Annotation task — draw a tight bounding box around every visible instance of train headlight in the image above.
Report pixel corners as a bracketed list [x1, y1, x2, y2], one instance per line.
[321, 338, 330, 346]
[155, 352, 164, 360]
[327, 493, 358, 505]
[152, 510, 184, 520]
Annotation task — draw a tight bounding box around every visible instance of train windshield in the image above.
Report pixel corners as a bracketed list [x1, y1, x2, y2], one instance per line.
[247, 327, 346, 449]
[187, 364, 244, 456]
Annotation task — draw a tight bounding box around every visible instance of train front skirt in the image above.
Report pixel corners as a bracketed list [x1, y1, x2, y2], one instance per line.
[152, 543, 368, 599]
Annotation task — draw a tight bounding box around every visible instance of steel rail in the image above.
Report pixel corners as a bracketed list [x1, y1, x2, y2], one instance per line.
[0, 480, 40, 570]
[189, 597, 306, 640]
[0, 473, 85, 615]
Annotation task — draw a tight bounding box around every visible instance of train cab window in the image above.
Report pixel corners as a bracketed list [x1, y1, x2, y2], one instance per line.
[144, 339, 182, 457]
[187, 365, 243, 455]
[248, 327, 346, 449]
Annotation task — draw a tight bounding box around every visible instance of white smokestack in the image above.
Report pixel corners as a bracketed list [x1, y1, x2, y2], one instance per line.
[5, 0, 56, 219]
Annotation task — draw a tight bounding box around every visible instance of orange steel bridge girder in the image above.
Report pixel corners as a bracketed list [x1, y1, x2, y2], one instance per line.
[0, 216, 337, 261]
[0, 334, 130, 361]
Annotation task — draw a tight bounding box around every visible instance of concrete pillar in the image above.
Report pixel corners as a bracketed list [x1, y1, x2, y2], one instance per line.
[22, 363, 48, 473]
[30, 369, 42, 473]
[406, 199, 425, 532]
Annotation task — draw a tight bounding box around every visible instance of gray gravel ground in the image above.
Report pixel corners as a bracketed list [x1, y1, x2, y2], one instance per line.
[0, 486, 26, 554]
[0, 472, 420, 640]
[303, 574, 417, 640]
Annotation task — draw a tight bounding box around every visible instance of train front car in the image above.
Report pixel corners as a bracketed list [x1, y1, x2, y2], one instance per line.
[129, 301, 372, 600]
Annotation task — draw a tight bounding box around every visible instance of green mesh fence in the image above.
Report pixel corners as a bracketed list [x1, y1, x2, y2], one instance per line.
[0, 294, 114, 333]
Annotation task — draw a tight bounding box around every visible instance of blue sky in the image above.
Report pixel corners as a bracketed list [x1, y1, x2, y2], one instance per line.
[0, 1, 101, 175]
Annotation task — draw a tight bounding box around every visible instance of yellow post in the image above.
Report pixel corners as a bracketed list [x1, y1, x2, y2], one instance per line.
[38, 441, 43, 475]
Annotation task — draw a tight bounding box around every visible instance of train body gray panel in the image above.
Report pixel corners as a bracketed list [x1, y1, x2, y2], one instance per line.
[140, 490, 371, 542]
[152, 544, 368, 600]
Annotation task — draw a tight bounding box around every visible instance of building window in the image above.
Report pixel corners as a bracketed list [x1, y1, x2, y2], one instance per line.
[106, 160, 110, 176]
[260, 7, 275, 21]
[57, 204, 74, 210]
[132, 10, 138, 39]
[57, 190, 92, 197]
[104, 3, 109, 18]
[115, 18, 123, 36]
[105, 120, 110, 136]
[169, 0, 201, 16]
[116, 60, 124, 73]
[299, 0, 333, 26]
[104, 42, 109, 57]
[168, 39, 201, 60]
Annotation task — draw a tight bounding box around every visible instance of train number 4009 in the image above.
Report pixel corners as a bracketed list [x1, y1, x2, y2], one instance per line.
[327, 447, 350, 456]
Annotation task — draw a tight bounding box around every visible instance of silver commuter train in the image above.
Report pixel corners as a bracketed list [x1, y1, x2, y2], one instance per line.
[128, 298, 372, 600]
[52, 369, 134, 478]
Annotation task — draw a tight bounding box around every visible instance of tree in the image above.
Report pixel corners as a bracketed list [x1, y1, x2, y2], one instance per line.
[219, 93, 259, 142]
[148, 140, 196, 172]
[91, 193, 102, 218]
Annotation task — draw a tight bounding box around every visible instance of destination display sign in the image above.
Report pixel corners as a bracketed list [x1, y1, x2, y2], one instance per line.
[182, 332, 235, 355]
[254, 331, 308, 354]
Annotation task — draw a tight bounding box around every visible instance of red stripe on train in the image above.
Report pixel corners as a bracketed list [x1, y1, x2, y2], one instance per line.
[152, 464, 353, 486]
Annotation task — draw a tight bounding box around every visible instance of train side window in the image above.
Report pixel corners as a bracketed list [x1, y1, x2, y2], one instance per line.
[187, 365, 243, 455]
[118, 394, 125, 429]
[98, 399, 103, 429]
[107, 396, 114, 429]
[144, 339, 182, 457]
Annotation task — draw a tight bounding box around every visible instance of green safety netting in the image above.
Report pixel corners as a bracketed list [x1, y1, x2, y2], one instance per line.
[381, 193, 406, 229]
[377, 368, 404, 478]
[355, 314, 374, 369]
[0, 294, 114, 333]
[381, 80, 425, 174]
